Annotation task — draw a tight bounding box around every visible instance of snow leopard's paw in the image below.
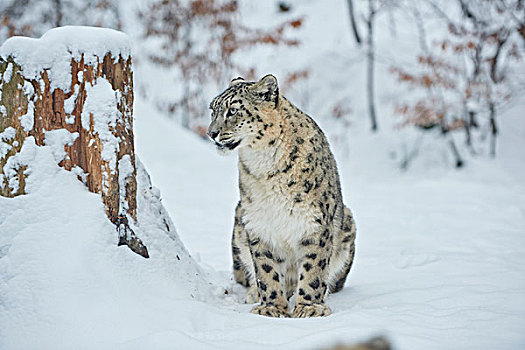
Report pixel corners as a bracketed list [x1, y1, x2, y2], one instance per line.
[292, 303, 331, 318]
[251, 304, 289, 318]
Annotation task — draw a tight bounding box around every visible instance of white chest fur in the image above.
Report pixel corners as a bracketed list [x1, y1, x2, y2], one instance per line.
[239, 148, 319, 251]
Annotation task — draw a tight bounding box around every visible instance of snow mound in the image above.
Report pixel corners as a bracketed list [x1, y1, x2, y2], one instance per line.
[0, 135, 210, 349]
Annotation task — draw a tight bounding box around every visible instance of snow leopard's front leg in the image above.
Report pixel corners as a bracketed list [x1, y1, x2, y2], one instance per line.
[231, 202, 257, 303]
[248, 236, 289, 318]
[292, 230, 333, 318]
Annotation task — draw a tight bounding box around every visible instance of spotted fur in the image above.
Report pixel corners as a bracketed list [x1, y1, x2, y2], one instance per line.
[209, 75, 356, 318]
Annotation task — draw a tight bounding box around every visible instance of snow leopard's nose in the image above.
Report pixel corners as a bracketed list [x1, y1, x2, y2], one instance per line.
[207, 130, 219, 141]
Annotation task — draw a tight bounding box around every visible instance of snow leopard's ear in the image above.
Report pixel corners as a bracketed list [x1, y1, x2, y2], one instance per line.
[229, 77, 245, 87]
[249, 74, 279, 108]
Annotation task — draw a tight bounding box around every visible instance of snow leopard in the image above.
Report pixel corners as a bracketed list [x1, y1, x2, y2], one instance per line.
[208, 75, 356, 318]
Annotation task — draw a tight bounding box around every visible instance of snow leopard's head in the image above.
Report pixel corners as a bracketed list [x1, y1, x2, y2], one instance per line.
[207, 74, 280, 153]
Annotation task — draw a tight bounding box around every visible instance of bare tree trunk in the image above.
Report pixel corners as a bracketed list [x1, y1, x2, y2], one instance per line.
[366, 0, 378, 132]
[439, 112, 463, 167]
[53, 0, 63, 27]
[412, 3, 429, 52]
[489, 102, 497, 157]
[469, 110, 478, 128]
[461, 101, 477, 155]
[0, 35, 148, 258]
[181, 24, 192, 129]
[449, 139, 464, 168]
[346, 0, 362, 45]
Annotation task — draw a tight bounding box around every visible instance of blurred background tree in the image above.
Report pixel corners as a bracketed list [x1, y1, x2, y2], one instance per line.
[0, 0, 121, 38]
[1, 0, 523, 169]
[391, 0, 524, 167]
[138, 0, 303, 133]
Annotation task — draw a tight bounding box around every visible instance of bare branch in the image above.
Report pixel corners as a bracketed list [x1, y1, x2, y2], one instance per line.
[346, 0, 362, 45]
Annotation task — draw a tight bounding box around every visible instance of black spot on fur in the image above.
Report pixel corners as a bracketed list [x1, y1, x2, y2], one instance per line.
[262, 264, 273, 273]
[301, 239, 314, 246]
[264, 250, 273, 259]
[304, 180, 313, 193]
[304, 294, 312, 301]
[303, 262, 312, 271]
[289, 146, 299, 162]
[288, 180, 296, 187]
[309, 278, 320, 290]
[282, 163, 293, 173]
[273, 272, 280, 282]
[298, 288, 305, 296]
[306, 253, 317, 260]
[240, 161, 251, 176]
[318, 259, 327, 270]
[259, 281, 267, 291]
[234, 215, 243, 226]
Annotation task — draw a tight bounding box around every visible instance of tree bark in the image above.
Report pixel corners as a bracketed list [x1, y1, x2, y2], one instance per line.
[0, 46, 148, 258]
[0, 59, 28, 197]
[366, 0, 378, 132]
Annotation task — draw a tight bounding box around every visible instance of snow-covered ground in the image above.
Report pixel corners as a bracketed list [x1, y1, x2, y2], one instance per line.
[1, 93, 524, 349]
[1, 0, 525, 349]
[134, 95, 525, 349]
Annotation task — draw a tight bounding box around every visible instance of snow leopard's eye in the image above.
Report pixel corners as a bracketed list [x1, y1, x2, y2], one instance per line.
[227, 107, 238, 116]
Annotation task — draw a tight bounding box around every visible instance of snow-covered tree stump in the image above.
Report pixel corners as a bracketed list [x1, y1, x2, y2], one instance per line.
[0, 27, 148, 258]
